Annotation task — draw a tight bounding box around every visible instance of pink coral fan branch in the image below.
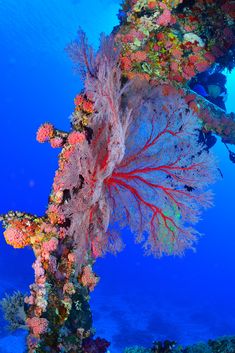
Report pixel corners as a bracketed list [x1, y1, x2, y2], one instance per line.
[105, 85, 218, 256]
[66, 28, 96, 79]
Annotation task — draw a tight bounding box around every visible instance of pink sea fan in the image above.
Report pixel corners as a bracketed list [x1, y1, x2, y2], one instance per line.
[105, 85, 219, 257]
[56, 32, 218, 262]
[66, 29, 96, 79]
[56, 34, 131, 266]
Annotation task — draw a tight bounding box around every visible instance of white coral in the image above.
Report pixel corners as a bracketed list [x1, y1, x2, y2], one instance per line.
[183, 32, 204, 47]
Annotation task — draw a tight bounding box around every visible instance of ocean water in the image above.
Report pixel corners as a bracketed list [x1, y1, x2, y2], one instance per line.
[0, 1, 234, 352]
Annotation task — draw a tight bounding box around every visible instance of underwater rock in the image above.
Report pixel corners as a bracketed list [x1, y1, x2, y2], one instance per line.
[124, 336, 235, 353]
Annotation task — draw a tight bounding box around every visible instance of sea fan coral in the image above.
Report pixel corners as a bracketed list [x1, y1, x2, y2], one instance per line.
[68, 31, 218, 257]
[66, 29, 96, 79]
[105, 84, 218, 256]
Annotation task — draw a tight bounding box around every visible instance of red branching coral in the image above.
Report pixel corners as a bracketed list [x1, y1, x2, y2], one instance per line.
[55, 35, 131, 264]
[67, 31, 218, 257]
[105, 85, 218, 256]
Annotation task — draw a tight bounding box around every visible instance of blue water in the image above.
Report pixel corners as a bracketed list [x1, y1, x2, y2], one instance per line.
[0, 1, 234, 352]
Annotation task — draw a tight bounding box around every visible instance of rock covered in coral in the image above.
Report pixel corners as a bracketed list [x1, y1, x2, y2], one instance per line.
[116, 0, 235, 83]
[152, 340, 177, 352]
[124, 336, 235, 353]
[82, 336, 110, 353]
[207, 336, 235, 353]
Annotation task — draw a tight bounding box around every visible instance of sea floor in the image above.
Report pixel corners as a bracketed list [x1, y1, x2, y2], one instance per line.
[0, 280, 234, 353]
[91, 288, 235, 352]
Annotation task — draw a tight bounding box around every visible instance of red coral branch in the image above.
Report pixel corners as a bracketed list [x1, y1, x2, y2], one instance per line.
[104, 85, 218, 256]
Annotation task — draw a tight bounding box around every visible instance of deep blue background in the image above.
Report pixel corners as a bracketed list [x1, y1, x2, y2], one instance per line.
[0, 1, 234, 352]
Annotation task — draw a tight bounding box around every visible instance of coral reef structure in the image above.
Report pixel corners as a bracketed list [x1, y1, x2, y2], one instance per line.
[124, 336, 235, 353]
[1, 0, 235, 352]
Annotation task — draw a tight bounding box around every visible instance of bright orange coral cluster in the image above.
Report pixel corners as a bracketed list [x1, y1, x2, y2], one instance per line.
[3, 218, 41, 248]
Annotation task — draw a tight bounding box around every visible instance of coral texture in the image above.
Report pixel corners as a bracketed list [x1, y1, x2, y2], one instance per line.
[106, 84, 217, 256]
[117, 0, 235, 83]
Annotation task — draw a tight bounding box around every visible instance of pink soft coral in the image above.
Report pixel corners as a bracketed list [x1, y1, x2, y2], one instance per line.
[156, 9, 172, 26]
[4, 226, 30, 248]
[26, 317, 48, 337]
[68, 131, 86, 145]
[50, 137, 64, 148]
[36, 123, 54, 143]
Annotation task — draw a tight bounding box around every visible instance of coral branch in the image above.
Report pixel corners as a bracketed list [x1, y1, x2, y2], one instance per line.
[106, 85, 218, 256]
[185, 90, 235, 145]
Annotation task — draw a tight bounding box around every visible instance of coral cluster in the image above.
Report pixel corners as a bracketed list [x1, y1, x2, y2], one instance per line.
[116, 0, 235, 84]
[115, 0, 235, 144]
[71, 94, 94, 131]
[124, 336, 235, 353]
